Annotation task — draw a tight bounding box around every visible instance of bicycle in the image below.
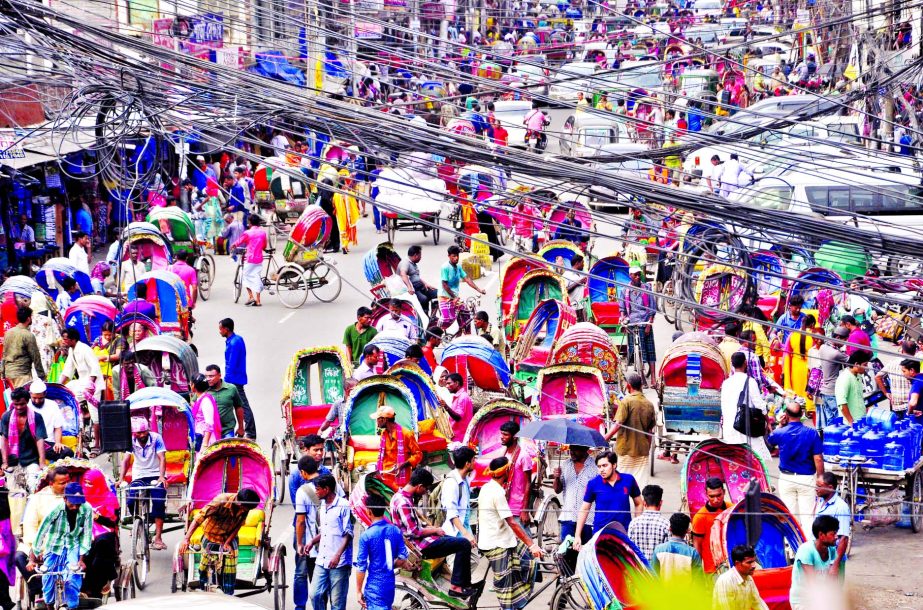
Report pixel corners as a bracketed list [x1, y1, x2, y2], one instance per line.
[233, 246, 342, 309]
[28, 565, 85, 610]
[438, 295, 482, 345]
[623, 322, 654, 386]
[175, 545, 233, 595]
[119, 484, 162, 590]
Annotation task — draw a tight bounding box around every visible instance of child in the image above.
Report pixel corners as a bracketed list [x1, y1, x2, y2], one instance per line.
[355, 494, 411, 610]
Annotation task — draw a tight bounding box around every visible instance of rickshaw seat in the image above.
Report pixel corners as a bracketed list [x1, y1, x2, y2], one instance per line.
[417, 432, 447, 454]
[291, 404, 329, 437]
[590, 302, 621, 327]
[189, 508, 265, 547]
[164, 450, 190, 484]
[62, 436, 78, 451]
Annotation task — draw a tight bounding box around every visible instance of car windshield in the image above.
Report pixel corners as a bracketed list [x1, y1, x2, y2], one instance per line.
[583, 128, 615, 148]
[750, 187, 793, 211]
[621, 68, 662, 89]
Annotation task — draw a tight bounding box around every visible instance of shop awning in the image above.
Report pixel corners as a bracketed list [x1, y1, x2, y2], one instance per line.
[0, 122, 96, 170]
[248, 51, 306, 87]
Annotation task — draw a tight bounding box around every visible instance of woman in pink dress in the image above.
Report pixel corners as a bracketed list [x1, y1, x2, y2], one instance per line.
[233, 214, 268, 307]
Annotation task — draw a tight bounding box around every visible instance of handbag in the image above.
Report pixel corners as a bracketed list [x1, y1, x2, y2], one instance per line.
[733, 373, 767, 437]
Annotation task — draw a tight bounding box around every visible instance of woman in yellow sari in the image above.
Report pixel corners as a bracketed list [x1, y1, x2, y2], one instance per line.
[784, 313, 816, 413]
[332, 168, 360, 253]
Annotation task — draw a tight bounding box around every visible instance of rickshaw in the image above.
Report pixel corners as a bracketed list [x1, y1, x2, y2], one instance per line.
[439, 336, 511, 403]
[363, 242, 402, 300]
[547, 200, 596, 250]
[115, 222, 173, 293]
[44, 382, 84, 456]
[126, 271, 191, 340]
[274, 345, 352, 501]
[537, 240, 585, 268]
[389, 363, 451, 468]
[0, 277, 60, 363]
[751, 250, 787, 319]
[64, 296, 119, 345]
[146, 207, 216, 301]
[576, 524, 652, 610]
[365, 334, 432, 374]
[711, 493, 806, 609]
[551, 322, 623, 405]
[254, 158, 311, 243]
[657, 332, 729, 458]
[587, 255, 631, 343]
[498, 258, 546, 334]
[338, 375, 420, 490]
[134, 335, 199, 397]
[787, 267, 847, 330]
[462, 398, 534, 489]
[281, 206, 332, 266]
[375, 164, 447, 245]
[681, 439, 771, 515]
[124, 387, 196, 587]
[503, 269, 568, 348]
[535, 364, 608, 432]
[171, 438, 286, 610]
[36, 258, 93, 300]
[509, 299, 576, 380]
[688, 262, 751, 332]
[29, 458, 135, 603]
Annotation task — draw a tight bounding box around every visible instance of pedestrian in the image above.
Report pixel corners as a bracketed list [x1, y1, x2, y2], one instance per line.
[293, 457, 320, 610]
[477, 456, 543, 610]
[767, 400, 824, 532]
[189, 374, 220, 453]
[691, 477, 731, 576]
[119, 246, 146, 293]
[499, 421, 537, 528]
[901, 359, 923, 419]
[718, 321, 743, 372]
[67, 231, 90, 275]
[815, 326, 849, 428]
[55, 277, 79, 312]
[875, 340, 917, 417]
[552, 444, 598, 544]
[390, 468, 474, 598]
[627, 485, 670, 562]
[772, 294, 806, 345]
[307, 474, 352, 610]
[835, 350, 871, 424]
[204, 364, 245, 439]
[354, 344, 381, 381]
[720, 352, 771, 461]
[717, 153, 753, 198]
[650, 513, 704, 584]
[839, 315, 871, 356]
[233, 215, 268, 307]
[438, 245, 486, 331]
[0, 306, 45, 388]
[421, 328, 442, 370]
[789, 516, 841, 610]
[441, 446, 476, 544]
[622, 263, 657, 387]
[573, 451, 642, 550]
[445, 373, 473, 442]
[342, 307, 377, 365]
[219, 318, 255, 439]
[813, 472, 850, 569]
[712, 545, 769, 610]
[605, 372, 656, 488]
[399, 245, 438, 315]
[355, 493, 410, 610]
[375, 299, 417, 340]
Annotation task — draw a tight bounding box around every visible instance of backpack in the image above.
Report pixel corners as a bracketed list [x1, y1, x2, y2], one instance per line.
[425, 474, 464, 527]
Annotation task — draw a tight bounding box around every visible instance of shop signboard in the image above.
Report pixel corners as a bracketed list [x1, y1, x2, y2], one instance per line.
[355, 21, 384, 38]
[0, 130, 25, 160]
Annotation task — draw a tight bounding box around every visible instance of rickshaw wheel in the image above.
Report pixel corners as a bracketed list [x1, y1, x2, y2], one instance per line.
[393, 583, 430, 610]
[308, 262, 342, 303]
[387, 217, 397, 243]
[536, 495, 562, 555]
[131, 520, 150, 590]
[197, 258, 212, 302]
[276, 265, 309, 309]
[550, 575, 591, 610]
[233, 261, 243, 303]
[272, 550, 287, 610]
[119, 564, 137, 601]
[909, 470, 923, 533]
[432, 217, 440, 245]
[271, 439, 286, 505]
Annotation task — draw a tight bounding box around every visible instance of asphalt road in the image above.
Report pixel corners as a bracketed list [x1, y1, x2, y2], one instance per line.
[127, 157, 919, 609]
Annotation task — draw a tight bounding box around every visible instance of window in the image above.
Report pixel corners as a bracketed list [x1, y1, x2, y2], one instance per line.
[583, 128, 615, 149]
[827, 187, 851, 212]
[751, 187, 792, 211]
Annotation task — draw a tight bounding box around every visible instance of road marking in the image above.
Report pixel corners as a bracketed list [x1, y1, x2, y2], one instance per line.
[279, 312, 295, 324]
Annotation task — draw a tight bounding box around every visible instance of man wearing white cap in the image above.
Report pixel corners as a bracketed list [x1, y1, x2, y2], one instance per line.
[28, 380, 74, 461]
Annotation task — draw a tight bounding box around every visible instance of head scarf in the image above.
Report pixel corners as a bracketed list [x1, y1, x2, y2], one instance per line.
[91, 262, 111, 282]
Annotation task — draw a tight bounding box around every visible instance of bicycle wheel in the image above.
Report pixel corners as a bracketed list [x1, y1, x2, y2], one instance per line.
[661, 279, 678, 325]
[308, 261, 342, 303]
[393, 583, 430, 610]
[233, 260, 243, 303]
[272, 554, 287, 610]
[550, 576, 592, 610]
[131, 519, 150, 590]
[276, 265, 309, 309]
[536, 496, 562, 555]
[197, 258, 212, 302]
[432, 217, 440, 245]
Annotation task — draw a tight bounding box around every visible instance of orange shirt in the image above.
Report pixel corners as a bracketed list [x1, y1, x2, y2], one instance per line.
[691, 501, 731, 573]
[379, 426, 422, 489]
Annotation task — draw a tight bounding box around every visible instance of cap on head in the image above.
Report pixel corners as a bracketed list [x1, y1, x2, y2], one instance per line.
[29, 379, 46, 394]
[370, 405, 396, 420]
[64, 482, 86, 505]
[629, 262, 643, 275]
[131, 417, 150, 434]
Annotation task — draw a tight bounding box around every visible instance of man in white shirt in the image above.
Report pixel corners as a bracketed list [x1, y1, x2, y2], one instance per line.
[718, 153, 754, 198]
[28, 380, 73, 461]
[440, 447, 476, 546]
[119, 246, 147, 293]
[720, 352, 770, 461]
[375, 300, 417, 341]
[59, 328, 103, 450]
[270, 130, 291, 158]
[68, 231, 90, 275]
[354, 345, 381, 381]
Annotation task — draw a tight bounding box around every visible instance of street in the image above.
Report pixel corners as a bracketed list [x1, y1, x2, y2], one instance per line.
[136, 206, 922, 610]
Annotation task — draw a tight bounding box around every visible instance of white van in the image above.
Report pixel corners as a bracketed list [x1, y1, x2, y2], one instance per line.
[549, 62, 604, 102]
[492, 100, 533, 147]
[559, 114, 647, 157]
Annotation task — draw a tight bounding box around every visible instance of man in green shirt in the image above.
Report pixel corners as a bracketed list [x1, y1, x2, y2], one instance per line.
[835, 350, 871, 425]
[343, 306, 377, 365]
[204, 364, 245, 438]
[1, 306, 45, 388]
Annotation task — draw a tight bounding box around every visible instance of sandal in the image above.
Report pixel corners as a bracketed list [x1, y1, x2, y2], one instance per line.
[151, 540, 167, 551]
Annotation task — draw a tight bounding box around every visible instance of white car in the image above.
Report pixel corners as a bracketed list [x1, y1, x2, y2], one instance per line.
[492, 100, 534, 148]
[559, 113, 648, 158]
[549, 62, 603, 103]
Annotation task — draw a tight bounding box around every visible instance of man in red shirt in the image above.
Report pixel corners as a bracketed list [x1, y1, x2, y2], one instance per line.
[168, 250, 198, 309]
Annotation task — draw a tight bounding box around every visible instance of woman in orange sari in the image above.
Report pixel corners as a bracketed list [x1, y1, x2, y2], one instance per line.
[784, 313, 817, 413]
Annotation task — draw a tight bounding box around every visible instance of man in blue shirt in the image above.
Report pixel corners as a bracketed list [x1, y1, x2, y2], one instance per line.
[355, 493, 410, 610]
[573, 451, 641, 550]
[650, 512, 703, 582]
[219, 318, 255, 439]
[288, 435, 333, 504]
[767, 401, 823, 532]
[900, 359, 923, 419]
[772, 294, 806, 345]
[813, 472, 850, 576]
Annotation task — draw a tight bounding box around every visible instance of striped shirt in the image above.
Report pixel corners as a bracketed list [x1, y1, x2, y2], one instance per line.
[33, 503, 93, 557]
[627, 510, 670, 561]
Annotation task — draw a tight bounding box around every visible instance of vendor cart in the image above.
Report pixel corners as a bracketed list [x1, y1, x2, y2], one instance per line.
[833, 455, 923, 536]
